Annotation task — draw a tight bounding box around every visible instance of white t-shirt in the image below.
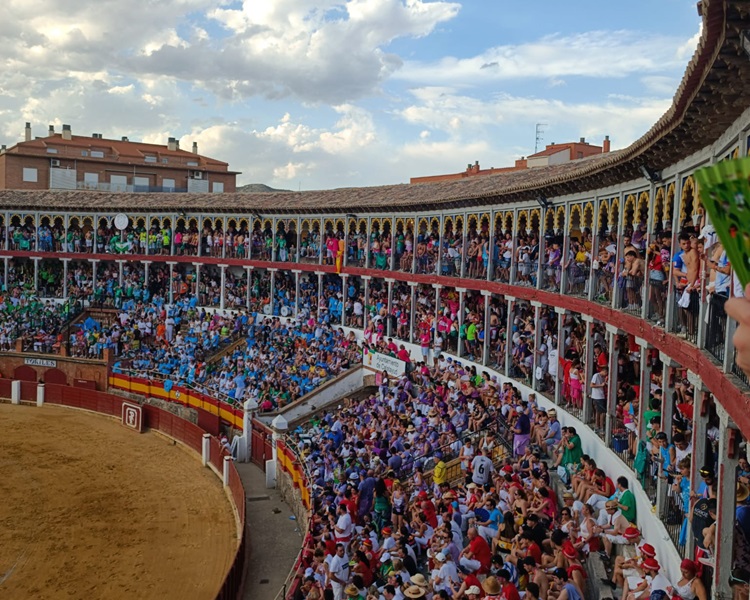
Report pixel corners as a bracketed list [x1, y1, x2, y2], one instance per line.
[329, 553, 350, 585]
[471, 455, 493, 485]
[591, 373, 606, 400]
[335, 512, 353, 539]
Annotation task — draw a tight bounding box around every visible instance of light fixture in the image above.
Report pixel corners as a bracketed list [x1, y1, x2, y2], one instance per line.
[638, 165, 662, 183]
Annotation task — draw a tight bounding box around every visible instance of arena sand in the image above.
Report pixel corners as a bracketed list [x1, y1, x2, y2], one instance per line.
[0, 403, 237, 599]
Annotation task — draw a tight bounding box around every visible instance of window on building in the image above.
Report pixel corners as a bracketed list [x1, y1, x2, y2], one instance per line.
[22, 168, 38, 183]
[81, 150, 89, 157]
[187, 161, 198, 167]
[163, 178, 176, 191]
[144, 155, 157, 163]
[212, 182, 224, 193]
[83, 172, 99, 189]
[161, 158, 168, 164]
[577, 151, 584, 159]
[133, 176, 150, 189]
[46, 148, 58, 154]
[91, 150, 104, 158]
[110, 174, 128, 191]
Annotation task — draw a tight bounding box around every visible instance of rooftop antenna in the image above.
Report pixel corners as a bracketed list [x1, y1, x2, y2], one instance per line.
[535, 123, 547, 154]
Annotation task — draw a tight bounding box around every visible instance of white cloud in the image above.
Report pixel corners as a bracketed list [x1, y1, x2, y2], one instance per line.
[395, 30, 699, 85]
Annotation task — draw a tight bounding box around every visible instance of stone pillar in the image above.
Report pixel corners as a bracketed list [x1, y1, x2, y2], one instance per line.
[363, 276, 370, 329]
[167, 261, 175, 304]
[386, 279, 394, 337]
[456, 288, 466, 358]
[62, 259, 69, 300]
[341, 274, 348, 327]
[686, 374, 707, 555]
[201, 433, 211, 467]
[482, 291, 491, 366]
[219, 264, 227, 310]
[193, 262, 201, 304]
[316, 271, 323, 317]
[293, 270, 301, 317]
[3, 256, 8, 291]
[434, 284, 442, 347]
[269, 268, 277, 316]
[33, 257, 39, 291]
[554, 308, 566, 405]
[581, 315, 595, 424]
[143, 261, 150, 291]
[712, 407, 740, 600]
[504, 297, 514, 377]
[91, 259, 98, 293]
[636, 338, 652, 442]
[408, 281, 418, 343]
[244, 267, 253, 310]
[655, 353, 677, 516]
[118, 260, 124, 287]
[531, 302, 543, 390]
[605, 326, 619, 445]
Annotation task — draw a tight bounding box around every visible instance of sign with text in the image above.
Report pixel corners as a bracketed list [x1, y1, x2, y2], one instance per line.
[363, 348, 406, 377]
[121, 402, 143, 433]
[24, 357, 57, 368]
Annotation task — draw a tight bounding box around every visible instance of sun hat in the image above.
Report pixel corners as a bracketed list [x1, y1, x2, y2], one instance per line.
[483, 576, 501, 594]
[403, 586, 426, 599]
[344, 583, 360, 597]
[410, 573, 429, 588]
[643, 557, 660, 571]
[624, 527, 641, 540]
[467, 585, 481, 595]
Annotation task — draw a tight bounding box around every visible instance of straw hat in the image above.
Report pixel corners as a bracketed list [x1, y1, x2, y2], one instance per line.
[483, 576, 502, 595]
[403, 586, 426, 599]
[344, 583, 360, 597]
[410, 573, 429, 588]
[738, 482, 750, 503]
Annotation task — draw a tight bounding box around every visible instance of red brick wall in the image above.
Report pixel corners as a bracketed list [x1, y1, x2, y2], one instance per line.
[0, 354, 109, 389]
[0, 154, 236, 192]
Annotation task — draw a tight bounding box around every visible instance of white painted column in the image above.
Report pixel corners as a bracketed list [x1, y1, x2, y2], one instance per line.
[554, 307, 566, 405]
[193, 262, 201, 304]
[62, 259, 69, 300]
[219, 264, 227, 310]
[223, 455, 231, 487]
[118, 260, 124, 287]
[362, 276, 370, 328]
[33, 257, 39, 291]
[167, 261, 176, 304]
[11, 380, 20, 404]
[386, 279, 394, 337]
[293, 270, 301, 317]
[531, 301, 543, 390]
[245, 266, 252, 310]
[408, 281, 418, 344]
[36, 383, 45, 407]
[604, 325, 620, 445]
[456, 288, 466, 358]
[341, 274, 348, 327]
[504, 297, 514, 376]
[482, 290, 491, 365]
[201, 433, 211, 467]
[581, 315, 595, 424]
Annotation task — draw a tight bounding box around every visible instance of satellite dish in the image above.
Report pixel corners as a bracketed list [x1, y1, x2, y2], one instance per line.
[281, 306, 290, 317]
[114, 213, 129, 231]
[263, 304, 272, 315]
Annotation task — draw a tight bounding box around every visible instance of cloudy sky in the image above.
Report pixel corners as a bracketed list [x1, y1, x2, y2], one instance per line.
[0, 0, 702, 190]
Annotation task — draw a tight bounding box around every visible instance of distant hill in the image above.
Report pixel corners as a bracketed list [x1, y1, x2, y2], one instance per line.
[236, 183, 291, 193]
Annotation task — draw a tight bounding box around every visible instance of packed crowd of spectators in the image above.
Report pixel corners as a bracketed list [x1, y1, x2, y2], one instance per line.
[287, 340, 723, 600]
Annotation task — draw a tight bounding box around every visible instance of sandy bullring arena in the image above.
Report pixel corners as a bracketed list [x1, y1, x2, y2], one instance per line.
[0, 403, 237, 599]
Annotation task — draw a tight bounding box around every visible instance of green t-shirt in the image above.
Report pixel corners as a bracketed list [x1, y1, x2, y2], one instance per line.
[562, 434, 583, 466]
[619, 488, 637, 523]
[466, 323, 477, 341]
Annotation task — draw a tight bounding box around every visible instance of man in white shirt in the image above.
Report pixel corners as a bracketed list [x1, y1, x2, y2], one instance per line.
[328, 543, 350, 600]
[333, 504, 353, 543]
[470, 448, 494, 487]
[431, 551, 460, 593]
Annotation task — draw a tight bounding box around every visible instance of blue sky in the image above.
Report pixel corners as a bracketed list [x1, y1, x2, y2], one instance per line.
[0, 0, 702, 189]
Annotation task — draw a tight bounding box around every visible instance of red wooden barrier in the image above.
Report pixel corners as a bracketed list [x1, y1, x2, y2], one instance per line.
[20, 381, 37, 401]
